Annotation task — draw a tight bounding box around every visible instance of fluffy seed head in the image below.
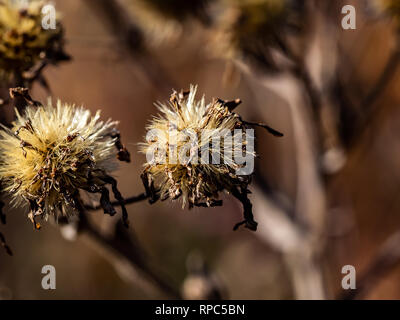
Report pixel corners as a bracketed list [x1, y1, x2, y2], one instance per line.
[0, 99, 120, 222]
[0, 0, 66, 82]
[140, 85, 255, 208]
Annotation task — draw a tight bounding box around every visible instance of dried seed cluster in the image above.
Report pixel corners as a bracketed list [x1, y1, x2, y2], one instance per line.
[374, 0, 400, 23]
[141, 85, 283, 230]
[213, 0, 304, 70]
[0, 0, 68, 83]
[0, 92, 129, 228]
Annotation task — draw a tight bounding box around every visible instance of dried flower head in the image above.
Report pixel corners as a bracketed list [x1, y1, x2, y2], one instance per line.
[141, 85, 283, 231]
[213, 0, 304, 70]
[0, 0, 69, 84]
[0, 88, 130, 229]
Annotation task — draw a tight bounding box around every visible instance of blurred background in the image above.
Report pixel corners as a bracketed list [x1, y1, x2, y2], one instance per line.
[1, 0, 400, 299]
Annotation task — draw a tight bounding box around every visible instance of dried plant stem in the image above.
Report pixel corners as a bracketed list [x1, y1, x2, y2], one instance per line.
[77, 201, 181, 299]
[238, 63, 328, 298]
[85, 192, 149, 211]
[341, 231, 400, 300]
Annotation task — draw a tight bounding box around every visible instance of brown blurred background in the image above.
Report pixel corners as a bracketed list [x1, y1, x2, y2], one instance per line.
[1, 0, 400, 299]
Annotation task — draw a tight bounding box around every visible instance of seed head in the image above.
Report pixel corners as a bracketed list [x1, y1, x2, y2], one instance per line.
[141, 85, 283, 231]
[0, 96, 129, 228]
[0, 0, 68, 83]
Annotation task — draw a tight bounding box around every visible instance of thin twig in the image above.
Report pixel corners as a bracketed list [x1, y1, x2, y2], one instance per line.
[238, 63, 328, 298]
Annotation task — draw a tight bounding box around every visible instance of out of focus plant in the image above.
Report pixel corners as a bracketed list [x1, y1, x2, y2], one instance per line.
[0, 0, 69, 89]
[212, 0, 305, 71]
[124, 0, 211, 45]
[0, 88, 130, 230]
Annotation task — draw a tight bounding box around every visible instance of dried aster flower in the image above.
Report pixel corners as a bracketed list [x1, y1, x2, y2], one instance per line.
[0, 0, 69, 85]
[140, 85, 283, 231]
[0, 88, 130, 229]
[213, 0, 304, 70]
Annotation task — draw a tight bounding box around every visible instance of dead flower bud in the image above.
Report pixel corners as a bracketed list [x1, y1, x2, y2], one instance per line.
[0, 0, 69, 84]
[140, 85, 283, 231]
[213, 0, 305, 71]
[0, 93, 130, 228]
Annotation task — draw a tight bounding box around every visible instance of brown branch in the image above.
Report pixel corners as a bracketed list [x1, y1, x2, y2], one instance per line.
[77, 199, 181, 299]
[238, 64, 328, 298]
[341, 230, 400, 300]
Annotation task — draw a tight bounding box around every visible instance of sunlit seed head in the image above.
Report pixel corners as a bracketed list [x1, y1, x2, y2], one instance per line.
[0, 100, 120, 222]
[140, 85, 254, 208]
